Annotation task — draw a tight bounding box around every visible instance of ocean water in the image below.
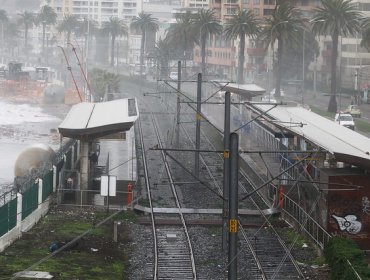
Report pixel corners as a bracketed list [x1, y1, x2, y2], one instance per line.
[0, 101, 63, 186]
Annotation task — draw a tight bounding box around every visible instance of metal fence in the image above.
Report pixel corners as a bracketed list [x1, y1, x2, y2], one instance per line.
[242, 121, 332, 249]
[0, 139, 76, 238]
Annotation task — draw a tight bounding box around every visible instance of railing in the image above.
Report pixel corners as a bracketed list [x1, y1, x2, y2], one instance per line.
[242, 121, 331, 249]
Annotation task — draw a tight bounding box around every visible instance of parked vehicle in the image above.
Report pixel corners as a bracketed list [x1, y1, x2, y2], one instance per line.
[334, 113, 355, 130]
[261, 95, 277, 103]
[344, 105, 361, 118]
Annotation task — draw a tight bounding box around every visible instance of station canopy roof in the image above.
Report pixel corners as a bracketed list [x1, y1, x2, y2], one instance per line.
[253, 104, 370, 170]
[216, 82, 266, 99]
[59, 99, 139, 140]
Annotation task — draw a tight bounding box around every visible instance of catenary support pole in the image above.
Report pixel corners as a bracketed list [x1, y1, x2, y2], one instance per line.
[176, 61, 181, 148]
[195, 73, 202, 179]
[228, 132, 239, 280]
[222, 91, 231, 253]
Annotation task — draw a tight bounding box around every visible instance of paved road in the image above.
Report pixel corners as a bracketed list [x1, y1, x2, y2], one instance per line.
[276, 85, 370, 137]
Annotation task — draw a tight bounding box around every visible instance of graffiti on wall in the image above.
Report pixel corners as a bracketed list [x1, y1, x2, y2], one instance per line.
[332, 214, 362, 235]
[362, 196, 370, 215]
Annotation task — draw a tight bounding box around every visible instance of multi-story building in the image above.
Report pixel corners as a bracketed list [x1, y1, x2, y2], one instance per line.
[192, 0, 320, 83]
[48, 0, 142, 24]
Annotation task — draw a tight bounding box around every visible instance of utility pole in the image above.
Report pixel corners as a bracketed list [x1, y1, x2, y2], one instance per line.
[228, 132, 239, 280]
[176, 61, 181, 148]
[302, 30, 305, 105]
[195, 73, 202, 179]
[222, 91, 231, 253]
[106, 153, 110, 214]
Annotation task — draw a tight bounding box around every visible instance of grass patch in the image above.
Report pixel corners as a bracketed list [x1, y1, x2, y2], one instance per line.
[277, 228, 308, 247]
[307, 256, 327, 266]
[0, 207, 128, 279]
[354, 118, 370, 133]
[138, 197, 150, 207]
[310, 106, 335, 119]
[310, 105, 370, 134]
[95, 209, 138, 223]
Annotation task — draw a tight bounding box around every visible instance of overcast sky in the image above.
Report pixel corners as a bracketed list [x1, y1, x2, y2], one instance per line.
[2, 0, 40, 13]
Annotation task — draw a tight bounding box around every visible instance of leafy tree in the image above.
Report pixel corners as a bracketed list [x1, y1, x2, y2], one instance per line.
[224, 9, 260, 84]
[130, 12, 159, 77]
[260, 3, 303, 97]
[166, 12, 197, 68]
[103, 17, 128, 66]
[58, 14, 79, 44]
[89, 68, 120, 100]
[193, 9, 222, 76]
[312, 0, 362, 113]
[18, 11, 35, 49]
[281, 30, 319, 84]
[37, 5, 57, 52]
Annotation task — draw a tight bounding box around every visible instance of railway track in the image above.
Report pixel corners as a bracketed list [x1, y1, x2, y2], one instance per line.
[178, 91, 304, 279]
[126, 77, 306, 279]
[137, 111, 197, 279]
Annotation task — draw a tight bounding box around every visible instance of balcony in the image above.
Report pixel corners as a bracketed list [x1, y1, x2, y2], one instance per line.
[247, 48, 265, 56]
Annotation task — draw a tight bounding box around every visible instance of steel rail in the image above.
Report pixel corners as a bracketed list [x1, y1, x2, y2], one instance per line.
[137, 118, 158, 280]
[239, 169, 305, 279]
[151, 113, 197, 280]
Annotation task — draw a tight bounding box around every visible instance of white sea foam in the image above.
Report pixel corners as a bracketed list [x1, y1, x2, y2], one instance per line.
[0, 101, 60, 125]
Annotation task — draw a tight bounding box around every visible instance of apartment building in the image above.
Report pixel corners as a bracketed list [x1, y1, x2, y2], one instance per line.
[192, 0, 321, 83]
[48, 0, 142, 24]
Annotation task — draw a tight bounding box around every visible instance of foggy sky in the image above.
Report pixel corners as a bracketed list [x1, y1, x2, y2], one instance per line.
[2, 0, 40, 12]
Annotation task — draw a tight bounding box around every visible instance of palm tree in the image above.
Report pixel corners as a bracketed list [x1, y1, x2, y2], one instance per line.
[361, 19, 370, 52]
[18, 11, 35, 49]
[193, 9, 222, 76]
[103, 17, 128, 66]
[166, 12, 198, 68]
[312, 0, 362, 113]
[37, 5, 57, 52]
[130, 12, 159, 77]
[0, 10, 8, 50]
[261, 3, 303, 97]
[224, 10, 260, 84]
[58, 14, 79, 44]
[4, 21, 20, 57]
[154, 37, 171, 79]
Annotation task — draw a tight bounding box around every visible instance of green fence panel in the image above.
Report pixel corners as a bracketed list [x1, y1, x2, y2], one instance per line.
[22, 183, 39, 220]
[8, 198, 17, 231]
[0, 204, 8, 236]
[42, 170, 53, 202]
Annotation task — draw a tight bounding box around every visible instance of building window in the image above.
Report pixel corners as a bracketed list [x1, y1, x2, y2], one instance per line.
[253, 0, 260, 4]
[263, 9, 273, 16]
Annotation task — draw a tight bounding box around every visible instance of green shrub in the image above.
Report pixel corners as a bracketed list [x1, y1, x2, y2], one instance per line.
[324, 236, 370, 280]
